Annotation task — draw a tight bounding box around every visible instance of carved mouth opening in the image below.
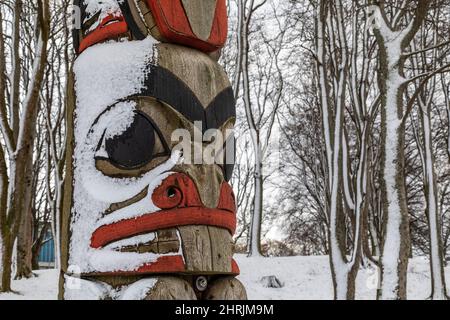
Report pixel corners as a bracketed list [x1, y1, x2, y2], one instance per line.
[102, 18, 122, 27]
[103, 229, 181, 255]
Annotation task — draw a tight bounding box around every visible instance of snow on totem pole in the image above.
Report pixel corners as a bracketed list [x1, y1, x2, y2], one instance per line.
[59, 0, 247, 300]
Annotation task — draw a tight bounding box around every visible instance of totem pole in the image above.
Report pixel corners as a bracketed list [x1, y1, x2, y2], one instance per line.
[59, 0, 247, 300]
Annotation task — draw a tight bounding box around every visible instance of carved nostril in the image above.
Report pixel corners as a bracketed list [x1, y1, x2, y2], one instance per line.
[167, 187, 177, 198]
[153, 182, 183, 209]
[152, 173, 204, 209]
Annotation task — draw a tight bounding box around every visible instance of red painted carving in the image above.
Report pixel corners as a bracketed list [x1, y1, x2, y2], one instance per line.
[88, 173, 240, 276]
[146, 0, 228, 52]
[136, 256, 185, 273]
[217, 181, 236, 213]
[78, 14, 128, 53]
[94, 256, 240, 276]
[91, 208, 236, 249]
[90, 173, 237, 249]
[231, 259, 240, 274]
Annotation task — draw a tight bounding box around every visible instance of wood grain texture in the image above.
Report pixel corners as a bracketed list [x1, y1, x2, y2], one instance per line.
[181, 0, 217, 41]
[157, 43, 230, 108]
[145, 276, 197, 300]
[204, 277, 247, 300]
[145, 0, 227, 52]
[135, 0, 163, 40]
[180, 165, 223, 209]
[157, 228, 180, 254]
[208, 226, 232, 273]
[178, 225, 212, 272]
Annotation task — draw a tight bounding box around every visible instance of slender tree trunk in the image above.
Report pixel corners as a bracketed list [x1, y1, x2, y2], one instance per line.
[10, 0, 22, 139]
[15, 206, 33, 278]
[316, 0, 363, 300]
[248, 153, 263, 257]
[371, 1, 430, 299]
[420, 107, 448, 299]
[31, 247, 40, 271]
[0, 130, 10, 292]
[0, 0, 49, 292]
[237, 0, 264, 257]
[0, 232, 12, 291]
[378, 102, 409, 300]
[15, 147, 36, 278]
[375, 32, 410, 300]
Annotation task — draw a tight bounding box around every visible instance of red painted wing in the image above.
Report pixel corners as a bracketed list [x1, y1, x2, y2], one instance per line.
[146, 0, 228, 52]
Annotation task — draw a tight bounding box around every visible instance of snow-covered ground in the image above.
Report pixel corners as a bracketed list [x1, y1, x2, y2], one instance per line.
[0, 255, 448, 300]
[237, 255, 450, 300]
[0, 268, 59, 300]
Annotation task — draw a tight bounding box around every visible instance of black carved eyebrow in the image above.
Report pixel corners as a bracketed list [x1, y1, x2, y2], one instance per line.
[119, 0, 146, 40]
[132, 65, 236, 133]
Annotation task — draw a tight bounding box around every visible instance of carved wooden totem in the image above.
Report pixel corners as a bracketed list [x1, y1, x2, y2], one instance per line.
[60, 0, 246, 300]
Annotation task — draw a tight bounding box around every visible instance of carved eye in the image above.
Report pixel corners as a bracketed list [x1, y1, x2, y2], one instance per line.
[96, 111, 169, 169]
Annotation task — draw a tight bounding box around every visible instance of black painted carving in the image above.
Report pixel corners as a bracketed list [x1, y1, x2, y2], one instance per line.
[101, 112, 159, 169]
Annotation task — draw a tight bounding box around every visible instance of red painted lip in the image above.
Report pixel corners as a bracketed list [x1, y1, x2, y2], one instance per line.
[90, 207, 236, 249]
[86, 256, 241, 276]
[78, 14, 128, 53]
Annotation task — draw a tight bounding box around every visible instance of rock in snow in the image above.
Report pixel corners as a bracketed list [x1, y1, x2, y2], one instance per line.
[260, 276, 284, 288]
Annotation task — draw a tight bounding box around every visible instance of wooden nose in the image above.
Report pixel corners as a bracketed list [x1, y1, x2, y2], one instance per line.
[181, 0, 218, 41]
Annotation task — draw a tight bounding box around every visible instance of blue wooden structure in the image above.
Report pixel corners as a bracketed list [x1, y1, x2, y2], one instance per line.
[38, 235, 55, 267]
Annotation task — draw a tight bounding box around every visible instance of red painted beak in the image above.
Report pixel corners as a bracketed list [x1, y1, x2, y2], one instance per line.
[90, 173, 236, 249]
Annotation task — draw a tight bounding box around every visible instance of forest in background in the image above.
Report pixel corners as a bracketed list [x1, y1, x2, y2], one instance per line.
[0, 0, 449, 300]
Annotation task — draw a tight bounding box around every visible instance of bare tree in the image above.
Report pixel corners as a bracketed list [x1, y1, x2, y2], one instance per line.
[234, 0, 285, 257]
[0, 0, 50, 292]
[315, 0, 367, 300]
[407, 4, 450, 298]
[369, 0, 450, 299]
